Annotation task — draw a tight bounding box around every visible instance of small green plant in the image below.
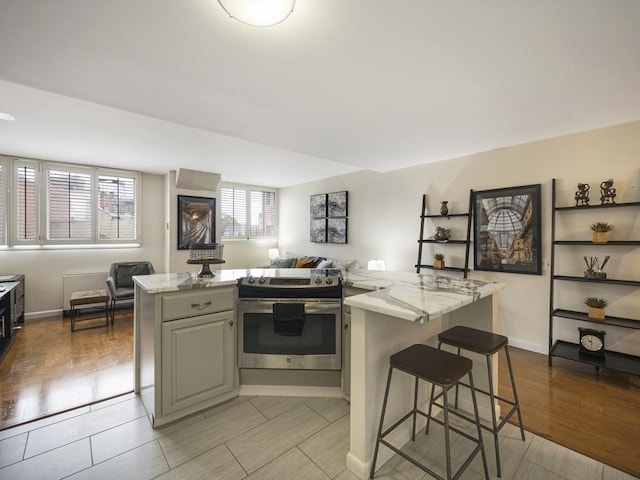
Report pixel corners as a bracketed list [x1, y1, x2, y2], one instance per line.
[433, 253, 445, 261]
[584, 297, 608, 309]
[590, 222, 614, 233]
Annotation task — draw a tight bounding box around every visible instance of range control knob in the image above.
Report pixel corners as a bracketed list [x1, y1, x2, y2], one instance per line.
[315, 276, 323, 284]
[325, 277, 333, 285]
[258, 276, 266, 284]
[247, 276, 255, 284]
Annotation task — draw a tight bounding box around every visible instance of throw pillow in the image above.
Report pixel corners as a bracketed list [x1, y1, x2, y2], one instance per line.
[270, 257, 297, 268]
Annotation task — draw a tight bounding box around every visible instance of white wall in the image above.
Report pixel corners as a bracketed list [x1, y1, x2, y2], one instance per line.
[279, 121, 640, 355]
[0, 173, 166, 315]
[164, 170, 278, 274]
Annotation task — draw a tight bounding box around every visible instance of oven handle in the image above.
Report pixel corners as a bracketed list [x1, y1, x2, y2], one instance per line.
[237, 298, 341, 314]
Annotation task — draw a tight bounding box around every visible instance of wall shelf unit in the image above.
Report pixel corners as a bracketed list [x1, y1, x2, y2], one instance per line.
[548, 178, 640, 376]
[415, 192, 472, 277]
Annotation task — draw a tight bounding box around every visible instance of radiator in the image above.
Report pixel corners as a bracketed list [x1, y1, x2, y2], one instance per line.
[62, 272, 108, 311]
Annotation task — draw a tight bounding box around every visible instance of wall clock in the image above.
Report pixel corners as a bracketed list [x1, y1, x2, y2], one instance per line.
[578, 327, 606, 356]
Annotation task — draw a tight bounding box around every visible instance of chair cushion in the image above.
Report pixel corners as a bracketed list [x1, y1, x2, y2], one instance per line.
[114, 286, 134, 300]
[116, 263, 151, 288]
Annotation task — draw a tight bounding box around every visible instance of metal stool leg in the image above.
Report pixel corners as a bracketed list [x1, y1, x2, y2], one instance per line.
[370, 365, 394, 480]
[505, 346, 526, 441]
[411, 376, 419, 441]
[486, 354, 502, 477]
[469, 371, 490, 480]
[425, 382, 436, 435]
[442, 387, 453, 480]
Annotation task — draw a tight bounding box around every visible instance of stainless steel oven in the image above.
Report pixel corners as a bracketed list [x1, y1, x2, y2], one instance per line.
[237, 274, 342, 370]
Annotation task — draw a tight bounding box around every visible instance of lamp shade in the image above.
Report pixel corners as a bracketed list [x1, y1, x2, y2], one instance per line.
[268, 248, 280, 260]
[367, 259, 386, 271]
[218, 0, 295, 27]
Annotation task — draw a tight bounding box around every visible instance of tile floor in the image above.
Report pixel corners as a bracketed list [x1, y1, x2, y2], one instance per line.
[0, 393, 636, 480]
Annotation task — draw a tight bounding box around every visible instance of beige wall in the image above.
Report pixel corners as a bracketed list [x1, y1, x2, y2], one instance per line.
[278, 121, 640, 354]
[2, 122, 638, 355]
[0, 173, 166, 315]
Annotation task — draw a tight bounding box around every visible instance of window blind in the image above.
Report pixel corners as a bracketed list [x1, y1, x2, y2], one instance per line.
[98, 174, 137, 240]
[46, 168, 92, 240]
[0, 163, 3, 243]
[221, 187, 247, 238]
[16, 164, 37, 241]
[250, 189, 277, 238]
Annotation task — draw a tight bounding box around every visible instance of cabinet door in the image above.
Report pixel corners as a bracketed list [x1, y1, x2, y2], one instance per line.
[162, 311, 236, 415]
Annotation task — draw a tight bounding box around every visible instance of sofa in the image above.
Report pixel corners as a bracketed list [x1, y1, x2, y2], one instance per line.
[268, 252, 360, 271]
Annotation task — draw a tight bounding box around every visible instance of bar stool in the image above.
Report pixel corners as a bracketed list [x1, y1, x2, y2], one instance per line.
[370, 344, 489, 480]
[430, 325, 525, 478]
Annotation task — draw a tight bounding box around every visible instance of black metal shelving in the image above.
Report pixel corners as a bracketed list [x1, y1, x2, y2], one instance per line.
[415, 192, 473, 278]
[548, 179, 640, 376]
[550, 341, 640, 376]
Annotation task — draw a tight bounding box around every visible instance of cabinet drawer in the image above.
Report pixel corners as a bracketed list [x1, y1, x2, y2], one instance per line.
[162, 287, 235, 321]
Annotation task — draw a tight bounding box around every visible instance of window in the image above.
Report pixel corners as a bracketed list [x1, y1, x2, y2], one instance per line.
[15, 161, 38, 243]
[0, 160, 4, 244]
[98, 174, 137, 240]
[46, 165, 93, 241]
[7, 157, 140, 246]
[221, 184, 277, 239]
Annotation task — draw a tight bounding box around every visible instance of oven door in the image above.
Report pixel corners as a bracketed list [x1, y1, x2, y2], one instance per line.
[238, 299, 342, 370]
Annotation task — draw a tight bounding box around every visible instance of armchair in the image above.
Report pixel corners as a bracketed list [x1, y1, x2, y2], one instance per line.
[106, 261, 155, 322]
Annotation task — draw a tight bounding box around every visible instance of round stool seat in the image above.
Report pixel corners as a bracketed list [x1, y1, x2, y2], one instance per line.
[390, 344, 472, 387]
[438, 325, 508, 355]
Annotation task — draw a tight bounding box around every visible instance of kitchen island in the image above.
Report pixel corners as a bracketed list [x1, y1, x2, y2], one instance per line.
[133, 268, 504, 445]
[342, 270, 505, 479]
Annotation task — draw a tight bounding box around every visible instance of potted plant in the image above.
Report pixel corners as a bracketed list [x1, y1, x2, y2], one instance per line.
[590, 222, 613, 244]
[584, 296, 608, 320]
[433, 253, 445, 270]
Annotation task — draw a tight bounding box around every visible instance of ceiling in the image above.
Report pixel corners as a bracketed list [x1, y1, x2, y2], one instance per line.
[0, 0, 639, 188]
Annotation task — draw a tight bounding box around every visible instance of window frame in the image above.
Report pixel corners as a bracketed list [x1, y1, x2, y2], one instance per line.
[7, 156, 141, 247]
[220, 182, 278, 241]
[0, 157, 6, 246]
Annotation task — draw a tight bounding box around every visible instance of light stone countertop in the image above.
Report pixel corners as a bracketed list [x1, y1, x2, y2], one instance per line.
[133, 268, 505, 322]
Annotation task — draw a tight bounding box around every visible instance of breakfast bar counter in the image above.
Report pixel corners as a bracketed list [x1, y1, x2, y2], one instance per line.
[342, 271, 505, 479]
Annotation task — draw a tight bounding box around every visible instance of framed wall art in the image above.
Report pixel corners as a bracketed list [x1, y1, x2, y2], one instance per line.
[310, 194, 327, 218]
[328, 191, 348, 217]
[328, 218, 347, 244]
[177, 195, 216, 250]
[473, 184, 542, 275]
[310, 218, 327, 243]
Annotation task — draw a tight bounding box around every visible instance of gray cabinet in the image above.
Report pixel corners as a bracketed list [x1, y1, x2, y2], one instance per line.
[136, 283, 238, 427]
[162, 310, 236, 415]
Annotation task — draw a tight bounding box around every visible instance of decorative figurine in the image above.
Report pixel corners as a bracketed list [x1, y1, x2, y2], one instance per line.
[433, 226, 451, 242]
[574, 182, 590, 207]
[599, 179, 617, 205]
[583, 255, 610, 280]
[440, 201, 449, 216]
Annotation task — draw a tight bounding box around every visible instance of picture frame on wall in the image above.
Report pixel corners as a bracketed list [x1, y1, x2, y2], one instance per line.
[328, 191, 348, 217]
[328, 218, 348, 244]
[177, 195, 216, 250]
[472, 184, 542, 275]
[310, 218, 327, 243]
[310, 194, 327, 218]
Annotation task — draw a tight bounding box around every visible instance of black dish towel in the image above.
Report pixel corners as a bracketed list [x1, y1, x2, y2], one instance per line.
[273, 303, 305, 336]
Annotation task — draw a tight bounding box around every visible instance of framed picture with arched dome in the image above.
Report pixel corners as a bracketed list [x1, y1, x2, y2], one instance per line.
[472, 184, 542, 275]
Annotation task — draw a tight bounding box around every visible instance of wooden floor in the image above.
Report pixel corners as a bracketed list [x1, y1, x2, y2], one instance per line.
[0, 309, 133, 430]
[499, 346, 640, 477]
[1, 314, 639, 476]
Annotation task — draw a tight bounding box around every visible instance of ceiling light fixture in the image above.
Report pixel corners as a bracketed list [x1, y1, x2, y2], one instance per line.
[217, 0, 295, 27]
[0, 112, 16, 121]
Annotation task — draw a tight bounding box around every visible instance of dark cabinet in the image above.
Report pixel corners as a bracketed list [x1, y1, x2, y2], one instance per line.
[0, 274, 25, 361]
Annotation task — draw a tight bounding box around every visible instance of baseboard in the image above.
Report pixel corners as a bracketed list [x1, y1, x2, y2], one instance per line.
[239, 385, 343, 398]
[509, 338, 547, 355]
[25, 309, 63, 320]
